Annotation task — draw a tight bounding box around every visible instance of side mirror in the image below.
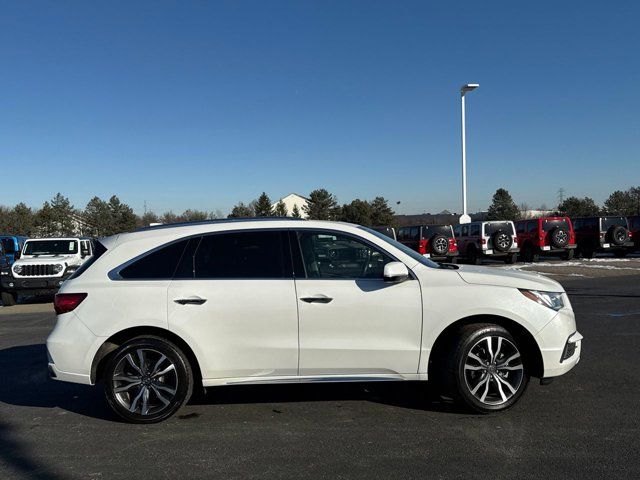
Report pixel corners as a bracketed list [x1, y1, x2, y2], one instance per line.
[383, 262, 409, 283]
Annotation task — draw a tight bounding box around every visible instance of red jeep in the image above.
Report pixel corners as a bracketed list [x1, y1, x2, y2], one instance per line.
[515, 216, 576, 262]
[396, 224, 459, 263]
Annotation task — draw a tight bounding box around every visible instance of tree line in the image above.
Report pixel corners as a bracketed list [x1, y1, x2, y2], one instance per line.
[486, 186, 640, 222]
[228, 189, 396, 226]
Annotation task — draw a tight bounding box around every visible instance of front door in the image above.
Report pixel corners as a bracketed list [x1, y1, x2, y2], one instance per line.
[167, 230, 299, 381]
[293, 229, 423, 377]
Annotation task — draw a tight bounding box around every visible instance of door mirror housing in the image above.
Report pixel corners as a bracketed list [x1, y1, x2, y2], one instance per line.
[383, 262, 409, 283]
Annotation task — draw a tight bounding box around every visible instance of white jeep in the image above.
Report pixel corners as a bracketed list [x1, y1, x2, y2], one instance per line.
[1, 237, 94, 305]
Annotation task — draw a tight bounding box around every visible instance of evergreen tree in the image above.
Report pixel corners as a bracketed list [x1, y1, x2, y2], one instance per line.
[254, 192, 273, 216]
[304, 188, 339, 220]
[557, 196, 600, 218]
[138, 211, 160, 228]
[339, 199, 373, 226]
[291, 204, 302, 218]
[486, 188, 520, 221]
[7, 203, 36, 236]
[180, 209, 209, 222]
[603, 190, 635, 216]
[369, 196, 395, 226]
[273, 200, 288, 217]
[84, 196, 111, 236]
[35, 201, 56, 236]
[228, 202, 254, 218]
[107, 195, 137, 234]
[161, 211, 179, 224]
[50, 193, 77, 236]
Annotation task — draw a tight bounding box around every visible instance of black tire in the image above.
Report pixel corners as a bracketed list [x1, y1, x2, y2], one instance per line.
[549, 227, 569, 249]
[104, 336, 194, 424]
[561, 249, 575, 261]
[504, 253, 517, 264]
[467, 246, 481, 265]
[1, 291, 17, 306]
[608, 226, 628, 246]
[430, 234, 449, 256]
[438, 324, 530, 413]
[492, 231, 513, 253]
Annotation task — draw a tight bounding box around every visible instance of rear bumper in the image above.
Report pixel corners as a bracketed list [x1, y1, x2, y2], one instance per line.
[426, 251, 459, 261]
[537, 245, 576, 253]
[481, 248, 520, 257]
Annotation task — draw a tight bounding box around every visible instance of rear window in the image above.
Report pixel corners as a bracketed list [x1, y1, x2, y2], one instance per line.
[422, 225, 453, 238]
[542, 219, 569, 232]
[68, 241, 107, 279]
[601, 217, 628, 230]
[483, 222, 515, 235]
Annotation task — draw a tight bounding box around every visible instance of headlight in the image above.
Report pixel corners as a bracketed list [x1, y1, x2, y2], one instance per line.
[12, 265, 22, 275]
[520, 289, 565, 311]
[53, 264, 64, 274]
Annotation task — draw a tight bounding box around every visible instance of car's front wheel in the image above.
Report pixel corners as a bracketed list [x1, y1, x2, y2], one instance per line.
[441, 324, 529, 413]
[104, 336, 194, 423]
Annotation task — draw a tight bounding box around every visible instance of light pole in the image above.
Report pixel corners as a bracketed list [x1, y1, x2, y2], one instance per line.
[459, 83, 479, 224]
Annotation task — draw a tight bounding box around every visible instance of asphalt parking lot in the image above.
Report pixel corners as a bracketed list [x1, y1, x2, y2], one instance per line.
[1, 270, 639, 479]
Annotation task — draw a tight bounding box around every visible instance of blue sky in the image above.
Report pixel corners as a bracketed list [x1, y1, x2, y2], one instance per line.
[1, 1, 638, 215]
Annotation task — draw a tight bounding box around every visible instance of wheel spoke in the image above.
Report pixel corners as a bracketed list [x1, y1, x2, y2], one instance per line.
[468, 352, 485, 365]
[114, 380, 141, 393]
[126, 353, 143, 375]
[470, 375, 489, 395]
[498, 352, 520, 367]
[499, 365, 523, 371]
[485, 337, 493, 361]
[495, 374, 517, 395]
[151, 354, 168, 376]
[480, 376, 491, 402]
[493, 337, 503, 362]
[141, 387, 150, 415]
[129, 387, 145, 412]
[137, 349, 147, 374]
[113, 374, 141, 383]
[153, 364, 175, 378]
[464, 364, 484, 371]
[494, 375, 508, 402]
[151, 385, 171, 406]
[153, 383, 176, 395]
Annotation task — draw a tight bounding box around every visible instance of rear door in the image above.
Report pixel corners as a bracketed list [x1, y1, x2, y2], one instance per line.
[167, 230, 299, 381]
[293, 229, 422, 377]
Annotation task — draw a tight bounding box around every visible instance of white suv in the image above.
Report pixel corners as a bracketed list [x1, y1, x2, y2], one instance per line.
[47, 219, 581, 423]
[454, 220, 520, 264]
[1, 237, 94, 306]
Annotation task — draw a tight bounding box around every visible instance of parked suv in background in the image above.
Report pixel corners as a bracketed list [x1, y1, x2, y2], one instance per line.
[1, 237, 94, 305]
[628, 216, 640, 252]
[397, 224, 458, 263]
[572, 217, 634, 258]
[515, 217, 576, 262]
[47, 218, 581, 423]
[454, 221, 519, 264]
[371, 226, 397, 241]
[0, 235, 28, 266]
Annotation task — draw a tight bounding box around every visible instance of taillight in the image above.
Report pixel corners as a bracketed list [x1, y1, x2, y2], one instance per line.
[418, 240, 428, 254]
[481, 238, 487, 244]
[449, 238, 458, 253]
[54, 293, 87, 315]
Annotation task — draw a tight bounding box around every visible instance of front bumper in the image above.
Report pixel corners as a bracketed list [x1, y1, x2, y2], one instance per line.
[535, 308, 582, 378]
[1, 272, 72, 294]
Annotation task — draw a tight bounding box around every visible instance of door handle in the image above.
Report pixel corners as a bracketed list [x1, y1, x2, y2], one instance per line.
[300, 294, 333, 304]
[174, 296, 207, 305]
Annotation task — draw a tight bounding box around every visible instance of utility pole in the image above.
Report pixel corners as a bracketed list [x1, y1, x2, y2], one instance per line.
[459, 83, 479, 224]
[557, 188, 565, 207]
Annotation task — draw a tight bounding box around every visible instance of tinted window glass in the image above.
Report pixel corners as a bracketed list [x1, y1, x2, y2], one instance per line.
[516, 222, 525, 234]
[484, 222, 515, 235]
[409, 227, 419, 240]
[470, 224, 480, 236]
[542, 219, 569, 232]
[297, 230, 394, 279]
[423, 225, 453, 237]
[461, 225, 469, 236]
[194, 231, 286, 278]
[173, 237, 202, 279]
[601, 217, 627, 230]
[527, 221, 538, 233]
[120, 239, 189, 279]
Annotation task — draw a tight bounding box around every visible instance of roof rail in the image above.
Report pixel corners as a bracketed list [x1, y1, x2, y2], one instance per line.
[136, 217, 307, 232]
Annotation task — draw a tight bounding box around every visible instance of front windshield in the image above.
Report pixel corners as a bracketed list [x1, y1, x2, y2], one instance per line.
[23, 240, 78, 256]
[359, 226, 440, 268]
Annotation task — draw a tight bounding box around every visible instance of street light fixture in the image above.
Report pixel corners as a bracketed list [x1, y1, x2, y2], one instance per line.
[459, 83, 479, 224]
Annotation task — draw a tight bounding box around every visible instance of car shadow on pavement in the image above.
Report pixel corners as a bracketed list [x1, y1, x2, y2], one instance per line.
[0, 344, 463, 422]
[0, 344, 114, 421]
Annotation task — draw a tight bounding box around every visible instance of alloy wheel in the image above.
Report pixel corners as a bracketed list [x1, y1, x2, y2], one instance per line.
[463, 336, 524, 406]
[112, 348, 178, 416]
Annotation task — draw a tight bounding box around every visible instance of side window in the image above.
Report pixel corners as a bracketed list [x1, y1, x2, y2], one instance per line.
[527, 221, 537, 233]
[409, 227, 419, 240]
[119, 239, 189, 279]
[573, 219, 582, 230]
[297, 230, 393, 279]
[516, 222, 525, 234]
[461, 225, 469, 237]
[453, 225, 461, 237]
[470, 224, 480, 236]
[194, 231, 287, 279]
[397, 228, 406, 241]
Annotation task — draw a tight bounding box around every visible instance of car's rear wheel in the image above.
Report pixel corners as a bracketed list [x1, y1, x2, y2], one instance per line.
[561, 249, 575, 261]
[1, 291, 17, 306]
[467, 247, 481, 265]
[441, 324, 529, 413]
[104, 336, 193, 423]
[504, 253, 517, 264]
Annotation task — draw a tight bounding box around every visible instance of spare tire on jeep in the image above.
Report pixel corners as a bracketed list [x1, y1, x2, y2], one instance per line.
[549, 227, 569, 249]
[492, 230, 513, 252]
[430, 234, 449, 255]
[608, 225, 628, 246]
